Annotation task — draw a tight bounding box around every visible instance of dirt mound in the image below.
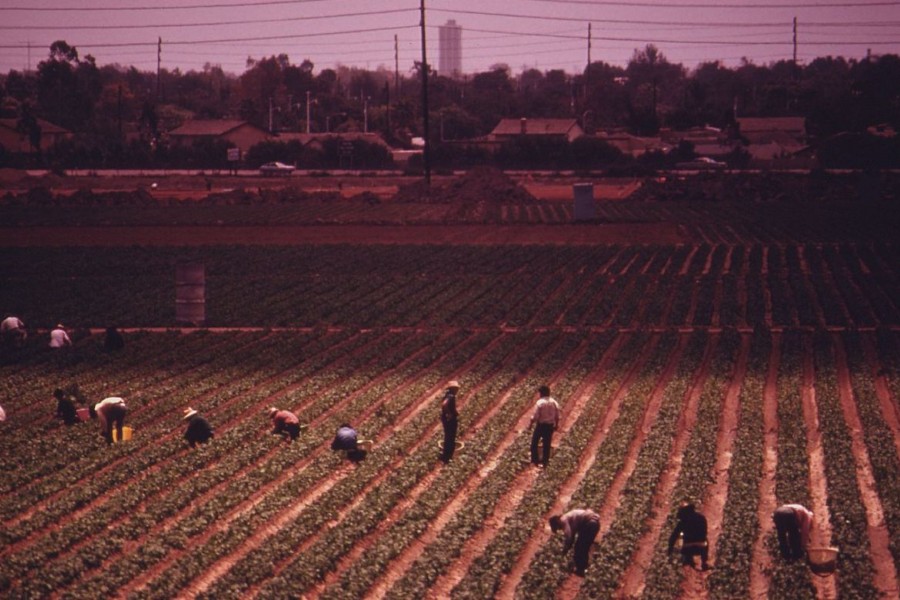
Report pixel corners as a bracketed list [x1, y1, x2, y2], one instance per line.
[393, 167, 537, 205]
[392, 167, 537, 222]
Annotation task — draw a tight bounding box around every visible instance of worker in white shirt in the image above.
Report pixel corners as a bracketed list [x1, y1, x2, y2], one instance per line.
[530, 385, 560, 468]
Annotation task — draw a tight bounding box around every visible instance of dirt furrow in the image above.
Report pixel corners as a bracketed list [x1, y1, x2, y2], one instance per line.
[134, 332, 470, 597]
[860, 333, 900, 462]
[749, 332, 783, 599]
[493, 334, 660, 599]
[831, 334, 899, 598]
[801, 336, 838, 600]
[296, 333, 531, 598]
[357, 335, 595, 599]
[425, 334, 628, 599]
[680, 333, 751, 599]
[555, 334, 688, 600]
[616, 333, 718, 597]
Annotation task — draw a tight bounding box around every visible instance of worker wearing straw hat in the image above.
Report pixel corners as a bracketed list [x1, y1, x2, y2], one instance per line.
[183, 407, 214, 448]
[440, 380, 460, 463]
[268, 406, 302, 441]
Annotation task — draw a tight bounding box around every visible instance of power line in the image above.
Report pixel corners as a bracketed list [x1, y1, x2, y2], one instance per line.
[0, 0, 333, 12]
[516, 0, 900, 9]
[0, 25, 420, 50]
[0, 8, 417, 31]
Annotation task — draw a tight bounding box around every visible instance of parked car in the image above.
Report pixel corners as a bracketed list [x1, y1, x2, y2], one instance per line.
[259, 161, 296, 176]
[675, 157, 727, 170]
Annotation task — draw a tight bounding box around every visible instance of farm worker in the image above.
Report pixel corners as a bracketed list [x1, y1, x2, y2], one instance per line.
[49, 324, 72, 348]
[54, 388, 78, 426]
[549, 509, 601, 576]
[1, 315, 26, 347]
[0, 404, 6, 421]
[667, 502, 710, 570]
[331, 423, 359, 452]
[332, 423, 368, 461]
[530, 385, 560, 468]
[104, 326, 125, 352]
[268, 406, 301, 441]
[93, 396, 127, 444]
[183, 407, 214, 447]
[773, 503, 814, 560]
[439, 380, 460, 463]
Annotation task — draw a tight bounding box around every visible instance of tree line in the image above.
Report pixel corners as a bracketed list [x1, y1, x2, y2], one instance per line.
[1, 40, 898, 170]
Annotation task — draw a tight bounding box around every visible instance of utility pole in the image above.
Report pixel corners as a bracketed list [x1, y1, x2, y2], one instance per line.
[268, 97, 273, 133]
[306, 90, 311, 134]
[792, 17, 797, 65]
[156, 37, 162, 103]
[585, 23, 592, 100]
[419, 0, 431, 186]
[394, 34, 400, 97]
[587, 23, 592, 68]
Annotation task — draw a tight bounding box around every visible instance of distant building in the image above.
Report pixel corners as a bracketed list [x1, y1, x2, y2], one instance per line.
[439, 20, 463, 77]
[734, 117, 807, 163]
[489, 118, 584, 143]
[167, 119, 270, 156]
[0, 118, 70, 153]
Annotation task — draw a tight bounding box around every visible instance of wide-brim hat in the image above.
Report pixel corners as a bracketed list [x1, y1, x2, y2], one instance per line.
[183, 407, 198, 420]
[447, 380, 460, 389]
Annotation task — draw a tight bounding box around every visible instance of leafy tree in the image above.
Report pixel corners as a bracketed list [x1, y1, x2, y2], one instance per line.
[36, 41, 101, 131]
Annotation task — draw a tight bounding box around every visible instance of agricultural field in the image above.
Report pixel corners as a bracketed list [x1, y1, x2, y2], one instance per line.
[1, 170, 899, 599]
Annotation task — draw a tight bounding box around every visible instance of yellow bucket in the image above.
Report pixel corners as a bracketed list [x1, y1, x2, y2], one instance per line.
[111, 426, 133, 443]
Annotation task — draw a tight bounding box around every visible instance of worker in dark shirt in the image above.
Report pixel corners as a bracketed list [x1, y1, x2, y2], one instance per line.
[440, 380, 460, 463]
[549, 508, 601, 576]
[54, 388, 78, 425]
[183, 407, 214, 448]
[668, 501, 710, 570]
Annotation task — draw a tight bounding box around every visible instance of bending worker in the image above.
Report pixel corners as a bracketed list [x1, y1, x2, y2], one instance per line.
[183, 407, 214, 447]
[269, 406, 302, 441]
[549, 508, 601, 577]
[773, 503, 814, 560]
[93, 396, 127, 444]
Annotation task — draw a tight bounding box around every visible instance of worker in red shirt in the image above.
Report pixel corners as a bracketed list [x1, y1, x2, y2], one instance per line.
[268, 406, 302, 441]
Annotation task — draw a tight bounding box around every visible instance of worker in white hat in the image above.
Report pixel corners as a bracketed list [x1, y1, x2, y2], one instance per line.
[183, 407, 214, 447]
[440, 380, 460, 463]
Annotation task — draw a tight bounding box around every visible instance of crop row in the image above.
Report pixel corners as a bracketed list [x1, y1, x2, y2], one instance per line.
[2, 327, 899, 597]
[1, 243, 896, 331]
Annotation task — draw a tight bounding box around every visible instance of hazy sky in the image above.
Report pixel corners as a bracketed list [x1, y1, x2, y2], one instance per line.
[1, 0, 898, 76]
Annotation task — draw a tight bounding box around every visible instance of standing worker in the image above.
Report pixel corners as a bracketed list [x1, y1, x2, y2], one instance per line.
[549, 509, 601, 576]
[49, 324, 72, 348]
[1, 315, 26, 348]
[440, 380, 460, 463]
[530, 385, 560, 468]
[773, 503, 814, 560]
[93, 396, 127, 444]
[104, 326, 125, 352]
[54, 388, 78, 426]
[183, 407, 214, 447]
[268, 406, 302, 441]
[667, 501, 710, 570]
